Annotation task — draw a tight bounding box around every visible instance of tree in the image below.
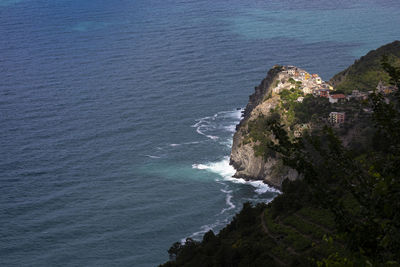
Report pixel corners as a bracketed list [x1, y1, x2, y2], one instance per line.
[264, 58, 400, 265]
[168, 242, 182, 260]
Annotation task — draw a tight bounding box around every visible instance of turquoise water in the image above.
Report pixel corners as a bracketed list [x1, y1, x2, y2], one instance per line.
[1, 0, 399, 266]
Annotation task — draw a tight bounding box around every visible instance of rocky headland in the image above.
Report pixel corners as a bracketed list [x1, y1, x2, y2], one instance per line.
[229, 45, 400, 189]
[230, 66, 298, 189]
[230, 65, 334, 189]
[161, 40, 400, 267]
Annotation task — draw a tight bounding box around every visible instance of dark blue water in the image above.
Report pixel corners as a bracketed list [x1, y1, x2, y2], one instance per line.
[1, 0, 400, 266]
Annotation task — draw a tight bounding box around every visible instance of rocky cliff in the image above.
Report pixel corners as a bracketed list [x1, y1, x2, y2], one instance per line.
[230, 63, 377, 189]
[230, 66, 299, 189]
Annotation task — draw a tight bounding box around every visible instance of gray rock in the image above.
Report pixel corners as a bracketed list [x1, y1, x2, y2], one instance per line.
[230, 66, 299, 190]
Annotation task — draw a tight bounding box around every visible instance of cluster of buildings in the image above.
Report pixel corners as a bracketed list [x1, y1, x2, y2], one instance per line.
[346, 90, 369, 101]
[274, 66, 399, 127]
[376, 81, 398, 95]
[277, 66, 346, 107]
[276, 66, 334, 97]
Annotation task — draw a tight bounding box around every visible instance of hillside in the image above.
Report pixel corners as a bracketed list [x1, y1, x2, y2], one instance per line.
[330, 40, 400, 93]
[230, 65, 375, 189]
[160, 196, 343, 266]
[160, 42, 400, 267]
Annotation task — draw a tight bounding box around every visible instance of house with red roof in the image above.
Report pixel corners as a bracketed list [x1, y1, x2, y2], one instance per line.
[329, 94, 346, 103]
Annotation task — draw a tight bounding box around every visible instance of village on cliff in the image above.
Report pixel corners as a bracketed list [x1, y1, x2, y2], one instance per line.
[273, 65, 398, 125]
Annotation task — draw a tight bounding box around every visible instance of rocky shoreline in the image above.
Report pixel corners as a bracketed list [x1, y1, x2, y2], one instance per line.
[229, 64, 347, 189]
[229, 66, 299, 189]
[229, 61, 395, 189]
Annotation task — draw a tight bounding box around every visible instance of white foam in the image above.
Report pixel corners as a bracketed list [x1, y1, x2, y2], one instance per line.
[206, 135, 219, 140]
[185, 108, 279, 241]
[145, 155, 161, 159]
[168, 141, 201, 148]
[219, 139, 233, 148]
[195, 125, 219, 140]
[169, 143, 181, 147]
[220, 189, 235, 214]
[224, 125, 237, 133]
[192, 156, 280, 195]
[192, 164, 209, 170]
[192, 157, 236, 178]
[181, 224, 214, 243]
[183, 141, 201, 145]
[231, 109, 244, 120]
[220, 189, 231, 194]
[192, 109, 243, 141]
[248, 180, 280, 194]
[217, 109, 243, 120]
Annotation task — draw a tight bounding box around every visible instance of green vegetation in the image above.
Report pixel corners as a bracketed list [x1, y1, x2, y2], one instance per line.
[279, 87, 303, 102]
[295, 81, 302, 89]
[246, 112, 279, 159]
[279, 89, 331, 126]
[330, 40, 400, 93]
[245, 79, 375, 160]
[264, 57, 400, 265]
[292, 95, 330, 124]
[161, 46, 400, 267]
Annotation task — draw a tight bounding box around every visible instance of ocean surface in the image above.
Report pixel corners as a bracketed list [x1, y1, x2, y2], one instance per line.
[1, 0, 400, 266]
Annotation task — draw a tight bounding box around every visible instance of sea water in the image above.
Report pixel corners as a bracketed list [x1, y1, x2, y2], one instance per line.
[1, 0, 400, 266]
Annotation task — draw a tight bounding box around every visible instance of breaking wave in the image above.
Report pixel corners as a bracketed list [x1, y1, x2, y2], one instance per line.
[187, 108, 279, 241]
[192, 156, 278, 194]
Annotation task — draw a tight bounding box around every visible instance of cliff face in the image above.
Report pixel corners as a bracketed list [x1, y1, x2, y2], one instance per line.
[230, 63, 377, 189]
[230, 67, 299, 189]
